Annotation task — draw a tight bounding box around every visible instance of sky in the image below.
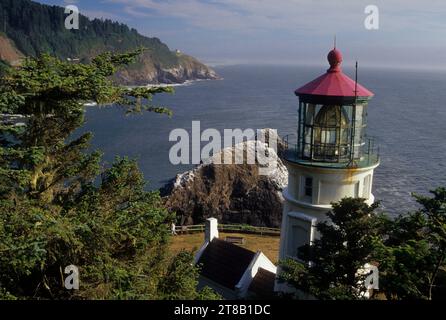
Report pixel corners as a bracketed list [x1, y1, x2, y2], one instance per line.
[37, 0, 446, 70]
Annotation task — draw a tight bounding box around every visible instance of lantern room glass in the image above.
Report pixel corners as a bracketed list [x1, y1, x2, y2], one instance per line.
[297, 102, 367, 163]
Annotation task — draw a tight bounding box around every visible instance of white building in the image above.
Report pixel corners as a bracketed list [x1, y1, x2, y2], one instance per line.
[275, 47, 380, 292]
[195, 218, 277, 299]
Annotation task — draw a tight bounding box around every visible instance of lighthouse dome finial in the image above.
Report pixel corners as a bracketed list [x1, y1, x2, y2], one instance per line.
[327, 47, 342, 72]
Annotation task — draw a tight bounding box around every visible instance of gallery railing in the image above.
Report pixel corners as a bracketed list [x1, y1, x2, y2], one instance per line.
[280, 134, 380, 168]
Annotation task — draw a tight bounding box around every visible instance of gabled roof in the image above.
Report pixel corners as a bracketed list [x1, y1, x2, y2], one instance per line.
[248, 268, 276, 298]
[295, 48, 374, 99]
[197, 238, 256, 290]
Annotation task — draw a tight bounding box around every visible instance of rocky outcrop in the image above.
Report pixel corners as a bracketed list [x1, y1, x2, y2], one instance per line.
[0, 35, 218, 85]
[114, 52, 219, 85]
[162, 131, 288, 227]
[159, 53, 219, 83]
[0, 35, 24, 66]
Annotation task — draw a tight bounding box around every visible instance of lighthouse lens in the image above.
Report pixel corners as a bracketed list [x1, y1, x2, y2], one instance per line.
[312, 105, 349, 161]
[298, 102, 368, 164]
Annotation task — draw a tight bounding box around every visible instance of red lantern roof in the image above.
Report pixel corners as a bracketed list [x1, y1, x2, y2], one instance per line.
[295, 48, 374, 98]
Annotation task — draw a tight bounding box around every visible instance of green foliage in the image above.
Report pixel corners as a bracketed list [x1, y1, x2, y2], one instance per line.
[279, 191, 446, 300]
[0, 0, 179, 67]
[196, 286, 222, 300]
[279, 198, 380, 300]
[0, 50, 208, 300]
[0, 60, 9, 76]
[375, 188, 446, 300]
[158, 250, 221, 300]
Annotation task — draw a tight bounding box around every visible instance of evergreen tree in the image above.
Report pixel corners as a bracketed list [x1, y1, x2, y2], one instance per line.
[0, 50, 212, 299]
[279, 198, 380, 300]
[375, 188, 446, 300]
[158, 251, 221, 300]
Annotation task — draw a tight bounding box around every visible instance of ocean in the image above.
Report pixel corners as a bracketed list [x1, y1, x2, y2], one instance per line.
[78, 65, 446, 216]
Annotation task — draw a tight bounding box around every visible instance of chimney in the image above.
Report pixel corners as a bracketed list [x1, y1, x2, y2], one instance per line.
[205, 218, 219, 242]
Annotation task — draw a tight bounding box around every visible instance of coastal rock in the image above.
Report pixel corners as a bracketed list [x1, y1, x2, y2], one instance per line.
[159, 54, 219, 84]
[162, 130, 288, 227]
[114, 52, 219, 85]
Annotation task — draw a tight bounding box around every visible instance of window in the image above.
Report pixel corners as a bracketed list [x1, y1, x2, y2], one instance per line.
[288, 225, 309, 259]
[286, 213, 316, 261]
[354, 182, 360, 198]
[304, 177, 313, 197]
[312, 105, 350, 161]
[363, 175, 371, 199]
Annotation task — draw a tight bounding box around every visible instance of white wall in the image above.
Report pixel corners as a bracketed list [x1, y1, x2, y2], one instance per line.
[286, 162, 378, 207]
[278, 161, 378, 263]
[236, 251, 277, 298]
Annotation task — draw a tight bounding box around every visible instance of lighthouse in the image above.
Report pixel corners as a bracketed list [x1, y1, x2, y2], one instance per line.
[277, 47, 379, 268]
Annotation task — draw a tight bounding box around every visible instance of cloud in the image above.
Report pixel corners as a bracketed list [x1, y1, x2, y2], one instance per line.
[105, 0, 446, 36]
[112, 0, 256, 31]
[96, 0, 446, 68]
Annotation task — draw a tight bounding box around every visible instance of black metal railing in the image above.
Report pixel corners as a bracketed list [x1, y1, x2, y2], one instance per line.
[280, 134, 379, 168]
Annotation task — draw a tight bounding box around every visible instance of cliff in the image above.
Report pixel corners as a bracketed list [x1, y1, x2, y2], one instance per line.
[0, 34, 23, 67]
[114, 52, 219, 85]
[0, 0, 218, 85]
[162, 131, 288, 227]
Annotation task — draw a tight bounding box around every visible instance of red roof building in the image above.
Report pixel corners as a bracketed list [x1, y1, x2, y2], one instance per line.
[295, 48, 373, 104]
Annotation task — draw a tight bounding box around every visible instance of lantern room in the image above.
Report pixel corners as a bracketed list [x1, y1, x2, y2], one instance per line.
[287, 48, 378, 167]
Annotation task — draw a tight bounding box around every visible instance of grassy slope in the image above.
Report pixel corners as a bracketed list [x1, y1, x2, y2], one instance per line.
[169, 232, 280, 264]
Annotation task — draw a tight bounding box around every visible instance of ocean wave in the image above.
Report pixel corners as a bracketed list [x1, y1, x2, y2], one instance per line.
[128, 78, 224, 89]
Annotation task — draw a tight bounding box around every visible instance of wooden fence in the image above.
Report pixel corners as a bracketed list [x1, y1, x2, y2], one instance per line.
[174, 224, 281, 236]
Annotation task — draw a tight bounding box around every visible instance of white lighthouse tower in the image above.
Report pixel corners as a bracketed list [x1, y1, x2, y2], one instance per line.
[276, 47, 379, 272]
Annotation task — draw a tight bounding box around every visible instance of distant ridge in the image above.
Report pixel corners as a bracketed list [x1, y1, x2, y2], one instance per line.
[0, 0, 219, 85]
